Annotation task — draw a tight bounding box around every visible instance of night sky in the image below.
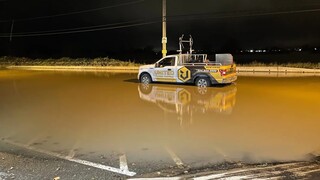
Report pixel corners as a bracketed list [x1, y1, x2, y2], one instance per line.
[1, 0, 320, 59]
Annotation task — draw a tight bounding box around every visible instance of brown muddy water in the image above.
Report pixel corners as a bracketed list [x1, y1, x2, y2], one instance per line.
[0, 69, 319, 168]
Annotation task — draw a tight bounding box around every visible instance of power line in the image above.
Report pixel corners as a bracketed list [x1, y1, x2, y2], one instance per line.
[1, 8, 319, 38]
[7, 19, 155, 35]
[0, 21, 160, 37]
[0, 16, 161, 36]
[168, 8, 320, 21]
[1, 2, 319, 24]
[0, 0, 145, 23]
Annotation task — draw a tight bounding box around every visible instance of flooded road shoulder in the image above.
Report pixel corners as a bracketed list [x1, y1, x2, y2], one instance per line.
[0, 70, 319, 178]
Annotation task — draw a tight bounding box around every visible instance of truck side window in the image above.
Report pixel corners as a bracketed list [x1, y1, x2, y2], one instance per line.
[158, 57, 175, 67]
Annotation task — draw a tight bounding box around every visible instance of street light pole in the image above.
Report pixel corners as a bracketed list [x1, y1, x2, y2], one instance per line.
[162, 0, 167, 57]
[10, 20, 14, 42]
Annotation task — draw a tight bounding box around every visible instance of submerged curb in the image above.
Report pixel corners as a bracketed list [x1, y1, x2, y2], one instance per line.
[5, 65, 320, 75]
[237, 66, 320, 73]
[6, 65, 139, 73]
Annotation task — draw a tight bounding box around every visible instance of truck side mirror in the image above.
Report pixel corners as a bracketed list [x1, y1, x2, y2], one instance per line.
[155, 63, 159, 68]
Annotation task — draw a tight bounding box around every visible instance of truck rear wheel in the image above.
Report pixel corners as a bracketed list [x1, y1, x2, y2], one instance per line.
[140, 73, 152, 84]
[195, 77, 211, 87]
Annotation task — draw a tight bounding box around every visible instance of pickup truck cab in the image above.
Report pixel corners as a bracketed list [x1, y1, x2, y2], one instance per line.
[138, 54, 237, 87]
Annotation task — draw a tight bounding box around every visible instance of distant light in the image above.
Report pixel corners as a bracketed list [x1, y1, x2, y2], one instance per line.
[250, 50, 254, 53]
[315, 48, 317, 51]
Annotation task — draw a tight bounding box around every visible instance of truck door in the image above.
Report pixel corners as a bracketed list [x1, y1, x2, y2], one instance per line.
[153, 56, 177, 82]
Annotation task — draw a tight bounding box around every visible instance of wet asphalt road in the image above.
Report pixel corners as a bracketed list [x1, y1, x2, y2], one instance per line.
[0, 140, 319, 180]
[0, 141, 124, 180]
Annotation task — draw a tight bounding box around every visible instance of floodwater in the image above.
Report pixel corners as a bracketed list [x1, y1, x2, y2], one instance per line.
[0, 69, 319, 169]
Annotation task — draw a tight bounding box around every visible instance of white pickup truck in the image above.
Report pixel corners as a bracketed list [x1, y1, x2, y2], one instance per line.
[138, 53, 237, 87]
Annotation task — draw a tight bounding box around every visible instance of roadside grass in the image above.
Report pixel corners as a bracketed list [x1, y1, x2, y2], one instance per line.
[0, 56, 142, 67]
[238, 61, 320, 69]
[1, 56, 319, 69]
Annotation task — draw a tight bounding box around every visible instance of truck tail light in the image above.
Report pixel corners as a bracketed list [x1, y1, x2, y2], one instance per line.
[220, 69, 227, 76]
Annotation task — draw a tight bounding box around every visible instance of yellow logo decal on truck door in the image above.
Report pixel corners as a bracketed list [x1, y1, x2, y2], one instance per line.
[178, 67, 191, 82]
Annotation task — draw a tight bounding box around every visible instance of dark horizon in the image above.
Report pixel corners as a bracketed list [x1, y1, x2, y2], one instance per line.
[1, 0, 320, 62]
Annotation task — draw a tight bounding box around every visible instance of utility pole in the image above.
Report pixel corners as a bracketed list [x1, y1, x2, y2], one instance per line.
[162, 0, 167, 57]
[10, 20, 14, 42]
[9, 20, 15, 56]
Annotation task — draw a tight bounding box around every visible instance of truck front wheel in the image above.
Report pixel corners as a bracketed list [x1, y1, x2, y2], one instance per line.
[140, 73, 152, 84]
[195, 77, 211, 87]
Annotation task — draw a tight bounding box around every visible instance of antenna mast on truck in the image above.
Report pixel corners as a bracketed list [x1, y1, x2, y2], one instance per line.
[178, 34, 194, 55]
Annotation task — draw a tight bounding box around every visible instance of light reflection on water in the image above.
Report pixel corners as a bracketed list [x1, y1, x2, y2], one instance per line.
[138, 84, 237, 127]
[0, 70, 319, 165]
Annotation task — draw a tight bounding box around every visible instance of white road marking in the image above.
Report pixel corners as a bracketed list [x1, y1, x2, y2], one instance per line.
[287, 165, 318, 173]
[221, 164, 320, 180]
[67, 142, 80, 159]
[193, 163, 301, 180]
[193, 172, 228, 180]
[253, 176, 286, 180]
[222, 175, 255, 180]
[2, 139, 136, 176]
[125, 161, 318, 180]
[213, 147, 233, 162]
[12, 80, 20, 96]
[251, 164, 319, 178]
[67, 158, 136, 176]
[26, 136, 41, 146]
[165, 147, 184, 167]
[214, 147, 227, 157]
[300, 168, 320, 175]
[120, 154, 129, 172]
[128, 178, 181, 180]
[67, 149, 76, 159]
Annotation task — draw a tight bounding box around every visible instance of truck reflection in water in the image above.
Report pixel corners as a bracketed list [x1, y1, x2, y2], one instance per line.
[138, 84, 237, 126]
